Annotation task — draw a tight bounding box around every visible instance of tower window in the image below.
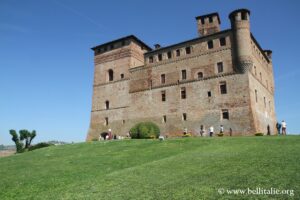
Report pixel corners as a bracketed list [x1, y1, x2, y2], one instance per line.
[158, 54, 162, 61]
[181, 70, 187, 80]
[105, 101, 109, 110]
[181, 87, 186, 99]
[222, 110, 229, 120]
[208, 91, 212, 97]
[254, 66, 257, 75]
[209, 16, 213, 23]
[220, 37, 226, 46]
[161, 74, 166, 84]
[167, 51, 172, 59]
[105, 117, 108, 126]
[122, 120, 125, 124]
[120, 74, 124, 79]
[149, 56, 153, 63]
[264, 97, 266, 108]
[217, 62, 224, 73]
[162, 115, 167, 123]
[220, 82, 227, 94]
[207, 40, 214, 49]
[255, 89, 258, 103]
[185, 46, 191, 54]
[161, 90, 166, 102]
[182, 113, 187, 121]
[241, 12, 248, 20]
[108, 69, 114, 81]
[176, 49, 180, 57]
[201, 18, 205, 24]
[197, 72, 203, 79]
[260, 72, 262, 81]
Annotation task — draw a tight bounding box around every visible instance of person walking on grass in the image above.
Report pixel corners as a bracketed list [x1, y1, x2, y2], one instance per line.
[220, 125, 224, 135]
[229, 128, 232, 136]
[209, 126, 214, 137]
[281, 120, 287, 135]
[276, 122, 281, 135]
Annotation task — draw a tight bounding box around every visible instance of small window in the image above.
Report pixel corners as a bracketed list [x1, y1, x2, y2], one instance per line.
[149, 56, 153, 63]
[162, 115, 167, 123]
[207, 40, 213, 49]
[222, 110, 229, 120]
[181, 87, 186, 99]
[108, 69, 114, 81]
[182, 113, 187, 121]
[201, 18, 205, 24]
[161, 74, 166, 84]
[260, 72, 262, 81]
[110, 44, 114, 50]
[254, 66, 257, 75]
[122, 120, 125, 124]
[105, 101, 109, 109]
[208, 91, 212, 97]
[241, 12, 248, 20]
[255, 89, 258, 103]
[120, 74, 124, 79]
[181, 70, 187, 80]
[105, 117, 108, 126]
[264, 97, 266, 108]
[185, 46, 191, 54]
[217, 62, 223, 73]
[220, 37, 226, 46]
[158, 54, 162, 61]
[161, 90, 166, 102]
[209, 16, 213, 23]
[220, 82, 227, 94]
[176, 49, 180, 57]
[197, 72, 203, 79]
[167, 51, 172, 59]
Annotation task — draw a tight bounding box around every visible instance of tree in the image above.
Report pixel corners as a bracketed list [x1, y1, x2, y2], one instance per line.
[9, 129, 36, 153]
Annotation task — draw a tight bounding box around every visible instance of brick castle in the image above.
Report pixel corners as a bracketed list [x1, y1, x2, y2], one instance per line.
[86, 9, 276, 140]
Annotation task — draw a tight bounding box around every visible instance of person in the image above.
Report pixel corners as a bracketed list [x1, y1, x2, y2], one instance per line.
[229, 128, 232, 137]
[267, 125, 270, 136]
[183, 127, 187, 135]
[276, 122, 281, 135]
[281, 120, 287, 135]
[200, 125, 204, 137]
[209, 126, 214, 137]
[220, 125, 224, 134]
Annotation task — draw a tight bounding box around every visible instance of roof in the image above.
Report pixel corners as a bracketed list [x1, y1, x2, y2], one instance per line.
[195, 12, 221, 24]
[91, 35, 152, 51]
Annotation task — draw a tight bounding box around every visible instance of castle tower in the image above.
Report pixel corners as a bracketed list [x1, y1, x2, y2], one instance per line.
[195, 13, 220, 36]
[229, 9, 252, 73]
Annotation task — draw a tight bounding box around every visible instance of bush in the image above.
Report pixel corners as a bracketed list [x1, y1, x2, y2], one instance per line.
[29, 143, 53, 151]
[217, 133, 224, 137]
[255, 133, 264, 136]
[182, 133, 192, 137]
[130, 122, 160, 139]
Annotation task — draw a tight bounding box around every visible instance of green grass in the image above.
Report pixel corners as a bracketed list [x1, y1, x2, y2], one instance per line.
[0, 136, 299, 199]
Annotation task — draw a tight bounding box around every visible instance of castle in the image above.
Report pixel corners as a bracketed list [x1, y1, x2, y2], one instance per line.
[86, 9, 276, 140]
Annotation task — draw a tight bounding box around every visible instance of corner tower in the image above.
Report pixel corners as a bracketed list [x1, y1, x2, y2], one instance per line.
[196, 13, 221, 36]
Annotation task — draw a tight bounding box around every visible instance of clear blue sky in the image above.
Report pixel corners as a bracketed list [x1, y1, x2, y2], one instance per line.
[1, 0, 299, 145]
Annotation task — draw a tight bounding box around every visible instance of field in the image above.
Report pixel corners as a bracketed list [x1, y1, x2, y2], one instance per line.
[0, 136, 299, 199]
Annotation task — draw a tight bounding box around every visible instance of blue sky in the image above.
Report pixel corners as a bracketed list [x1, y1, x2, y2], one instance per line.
[1, 0, 299, 145]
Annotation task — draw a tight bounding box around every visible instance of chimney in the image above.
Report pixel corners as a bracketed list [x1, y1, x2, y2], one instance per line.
[195, 12, 221, 37]
[154, 44, 161, 49]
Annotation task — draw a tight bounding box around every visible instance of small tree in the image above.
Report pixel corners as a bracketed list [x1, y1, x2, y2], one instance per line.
[130, 122, 160, 139]
[9, 129, 36, 153]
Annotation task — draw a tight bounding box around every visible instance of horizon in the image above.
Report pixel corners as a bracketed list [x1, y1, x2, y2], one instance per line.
[1, 0, 300, 145]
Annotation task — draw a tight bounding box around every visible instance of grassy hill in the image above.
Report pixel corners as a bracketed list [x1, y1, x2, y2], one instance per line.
[0, 136, 299, 199]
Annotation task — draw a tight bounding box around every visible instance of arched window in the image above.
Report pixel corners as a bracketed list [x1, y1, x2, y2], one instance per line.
[197, 72, 203, 79]
[108, 69, 114, 81]
[105, 101, 109, 110]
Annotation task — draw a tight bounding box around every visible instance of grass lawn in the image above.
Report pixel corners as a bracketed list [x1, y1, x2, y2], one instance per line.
[0, 136, 299, 199]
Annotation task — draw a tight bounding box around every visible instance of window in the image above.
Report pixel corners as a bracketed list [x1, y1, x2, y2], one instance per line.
[108, 69, 114, 81]
[255, 89, 258, 102]
[241, 12, 248, 20]
[254, 66, 257, 75]
[207, 40, 213, 49]
[220, 82, 227, 94]
[182, 113, 187, 121]
[220, 37, 226, 46]
[181, 87, 186, 99]
[167, 51, 172, 59]
[264, 97, 266, 108]
[149, 56, 153, 63]
[120, 73, 124, 79]
[122, 120, 125, 124]
[185, 46, 191, 54]
[260, 72, 262, 81]
[208, 91, 212, 97]
[121, 40, 126, 46]
[105, 101, 109, 110]
[222, 110, 229, 120]
[158, 54, 162, 61]
[105, 117, 108, 126]
[162, 115, 167, 123]
[176, 49, 180, 57]
[103, 46, 107, 51]
[209, 16, 213, 23]
[181, 70, 187, 80]
[161, 74, 166, 84]
[201, 18, 205, 24]
[197, 72, 203, 79]
[217, 62, 223, 73]
[110, 44, 114, 50]
[161, 90, 166, 102]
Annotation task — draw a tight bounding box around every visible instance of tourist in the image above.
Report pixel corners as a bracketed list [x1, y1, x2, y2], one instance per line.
[229, 128, 232, 136]
[267, 125, 270, 135]
[209, 126, 214, 137]
[281, 120, 287, 135]
[220, 125, 224, 134]
[200, 125, 204, 137]
[276, 122, 281, 135]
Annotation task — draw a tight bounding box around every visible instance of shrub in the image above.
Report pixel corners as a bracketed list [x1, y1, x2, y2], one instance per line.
[217, 133, 224, 137]
[255, 133, 264, 136]
[130, 122, 160, 139]
[182, 133, 192, 137]
[29, 143, 53, 151]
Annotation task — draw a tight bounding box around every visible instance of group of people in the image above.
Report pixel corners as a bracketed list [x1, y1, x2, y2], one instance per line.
[184, 125, 233, 137]
[276, 120, 287, 135]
